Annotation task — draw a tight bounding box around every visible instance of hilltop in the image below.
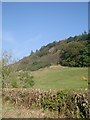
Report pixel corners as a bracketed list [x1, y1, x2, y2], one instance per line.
[15, 32, 89, 71]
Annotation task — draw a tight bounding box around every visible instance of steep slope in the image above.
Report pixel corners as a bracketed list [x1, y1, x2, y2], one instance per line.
[15, 33, 89, 71]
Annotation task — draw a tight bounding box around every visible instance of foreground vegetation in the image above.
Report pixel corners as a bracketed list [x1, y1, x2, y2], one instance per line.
[2, 65, 89, 118]
[2, 88, 89, 118]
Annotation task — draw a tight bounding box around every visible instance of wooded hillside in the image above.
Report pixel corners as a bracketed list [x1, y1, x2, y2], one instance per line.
[15, 32, 89, 71]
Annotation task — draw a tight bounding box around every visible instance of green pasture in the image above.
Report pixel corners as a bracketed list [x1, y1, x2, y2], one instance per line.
[31, 66, 88, 90]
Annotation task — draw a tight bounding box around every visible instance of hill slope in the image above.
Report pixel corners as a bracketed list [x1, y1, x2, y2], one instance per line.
[16, 33, 89, 71]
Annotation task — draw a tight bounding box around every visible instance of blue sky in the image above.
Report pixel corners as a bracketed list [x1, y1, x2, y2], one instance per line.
[2, 2, 88, 60]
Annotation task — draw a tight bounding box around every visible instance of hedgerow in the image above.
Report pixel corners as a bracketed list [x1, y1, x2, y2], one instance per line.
[2, 89, 89, 118]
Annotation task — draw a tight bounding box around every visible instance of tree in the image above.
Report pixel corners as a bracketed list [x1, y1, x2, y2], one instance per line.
[1, 51, 13, 87]
[79, 47, 88, 67]
[59, 41, 88, 67]
[1, 51, 35, 88]
[36, 49, 38, 52]
[31, 50, 34, 55]
[88, 29, 90, 34]
[84, 31, 87, 34]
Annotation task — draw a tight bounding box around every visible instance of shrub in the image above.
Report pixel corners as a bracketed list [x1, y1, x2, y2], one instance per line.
[2, 69, 35, 88]
[27, 62, 51, 71]
[2, 89, 89, 118]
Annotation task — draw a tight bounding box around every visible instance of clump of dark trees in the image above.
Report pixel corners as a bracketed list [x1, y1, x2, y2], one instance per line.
[59, 32, 89, 67]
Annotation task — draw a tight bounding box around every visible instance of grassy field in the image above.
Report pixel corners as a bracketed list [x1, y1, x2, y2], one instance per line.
[31, 65, 88, 90]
